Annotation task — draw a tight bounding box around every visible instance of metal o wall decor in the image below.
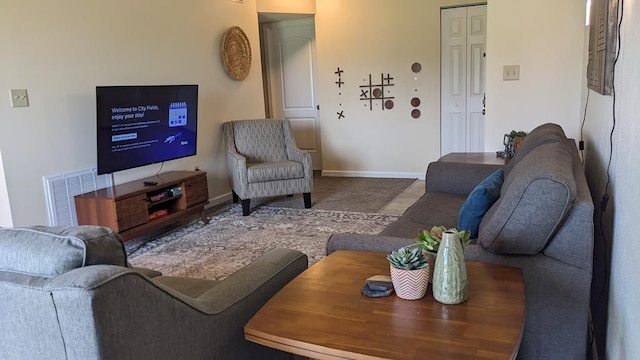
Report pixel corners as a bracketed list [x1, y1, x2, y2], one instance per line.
[222, 26, 252, 81]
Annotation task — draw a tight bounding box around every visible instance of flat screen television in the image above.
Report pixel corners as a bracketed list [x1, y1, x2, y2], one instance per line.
[96, 85, 198, 175]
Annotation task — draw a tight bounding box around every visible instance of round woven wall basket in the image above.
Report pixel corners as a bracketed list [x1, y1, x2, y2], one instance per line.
[221, 26, 252, 81]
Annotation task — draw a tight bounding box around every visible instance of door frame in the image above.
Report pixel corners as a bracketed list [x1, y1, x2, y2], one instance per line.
[259, 15, 322, 170]
[440, 3, 487, 156]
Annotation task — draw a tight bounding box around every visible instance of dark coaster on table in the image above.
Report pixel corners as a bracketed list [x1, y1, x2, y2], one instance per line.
[366, 275, 394, 291]
[361, 285, 393, 298]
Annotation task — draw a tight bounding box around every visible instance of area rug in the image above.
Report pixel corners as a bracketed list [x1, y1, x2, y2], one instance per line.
[126, 204, 400, 280]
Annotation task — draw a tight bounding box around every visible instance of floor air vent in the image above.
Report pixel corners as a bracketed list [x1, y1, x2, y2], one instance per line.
[43, 168, 112, 226]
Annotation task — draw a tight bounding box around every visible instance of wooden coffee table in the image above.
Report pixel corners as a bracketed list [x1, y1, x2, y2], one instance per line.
[245, 250, 525, 360]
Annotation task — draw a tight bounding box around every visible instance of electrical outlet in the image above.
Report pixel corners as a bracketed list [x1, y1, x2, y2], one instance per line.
[503, 65, 520, 81]
[194, 165, 200, 171]
[9, 89, 29, 107]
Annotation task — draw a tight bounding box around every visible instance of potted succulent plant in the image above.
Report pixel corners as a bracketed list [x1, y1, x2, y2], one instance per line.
[508, 130, 527, 155]
[416, 226, 471, 282]
[386, 246, 429, 300]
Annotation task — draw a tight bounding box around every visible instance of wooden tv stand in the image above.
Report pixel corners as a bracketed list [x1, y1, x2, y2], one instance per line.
[75, 171, 209, 241]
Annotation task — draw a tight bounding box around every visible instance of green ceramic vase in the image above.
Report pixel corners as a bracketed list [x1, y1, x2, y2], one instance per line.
[432, 230, 469, 304]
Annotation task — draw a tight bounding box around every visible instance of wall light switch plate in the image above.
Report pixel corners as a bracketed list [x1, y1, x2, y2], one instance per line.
[9, 89, 29, 107]
[503, 65, 520, 81]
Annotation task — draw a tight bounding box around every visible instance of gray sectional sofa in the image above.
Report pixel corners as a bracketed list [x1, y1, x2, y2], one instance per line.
[327, 123, 594, 360]
[0, 225, 307, 360]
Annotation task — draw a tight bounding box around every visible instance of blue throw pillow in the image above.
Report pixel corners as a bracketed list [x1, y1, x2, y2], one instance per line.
[457, 169, 504, 239]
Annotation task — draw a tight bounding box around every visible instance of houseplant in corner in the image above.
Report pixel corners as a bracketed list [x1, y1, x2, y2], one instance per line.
[416, 226, 471, 283]
[386, 246, 429, 300]
[508, 130, 527, 156]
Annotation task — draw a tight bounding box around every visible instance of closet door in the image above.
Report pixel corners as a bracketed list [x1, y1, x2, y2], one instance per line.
[441, 5, 487, 155]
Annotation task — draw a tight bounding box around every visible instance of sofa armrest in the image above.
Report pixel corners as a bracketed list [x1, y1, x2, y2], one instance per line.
[193, 248, 307, 313]
[130, 266, 162, 278]
[326, 232, 415, 255]
[287, 146, 309, 163]
[426, 162, 503, 195]
[44, 248, 308, 360]
[287, 147, 313, 179]
[226, 150, 248, 191]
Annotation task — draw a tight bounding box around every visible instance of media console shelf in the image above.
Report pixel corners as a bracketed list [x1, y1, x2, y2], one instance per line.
[75, 171, 209, 241]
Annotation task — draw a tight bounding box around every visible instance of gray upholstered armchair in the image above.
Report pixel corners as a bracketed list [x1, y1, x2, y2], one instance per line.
[0, 225, 307, 360]
[223, 118, 313, 216]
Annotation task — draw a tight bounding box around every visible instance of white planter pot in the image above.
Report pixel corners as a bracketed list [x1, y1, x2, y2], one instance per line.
[390, 265, 429, 300]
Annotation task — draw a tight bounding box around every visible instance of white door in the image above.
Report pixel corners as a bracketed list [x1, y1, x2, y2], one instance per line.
[441, 5, 487, 155]
[262, 17, 322, 170]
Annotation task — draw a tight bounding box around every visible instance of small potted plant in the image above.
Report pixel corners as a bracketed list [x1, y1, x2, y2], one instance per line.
[386, 246, 429, 300]
[508, 130, 527, 155]
[416, 226, 471, 282]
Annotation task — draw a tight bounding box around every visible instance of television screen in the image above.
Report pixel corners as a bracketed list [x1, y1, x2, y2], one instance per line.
[96, 85, 198, 175]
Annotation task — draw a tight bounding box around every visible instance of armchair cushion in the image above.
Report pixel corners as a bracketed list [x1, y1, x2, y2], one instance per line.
[247, 160, 304, 183]
[232, 120, 288, 163]
[0, 225, 126, 277]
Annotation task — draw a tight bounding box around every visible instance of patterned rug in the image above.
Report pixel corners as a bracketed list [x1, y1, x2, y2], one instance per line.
[126, 204, 400, 280]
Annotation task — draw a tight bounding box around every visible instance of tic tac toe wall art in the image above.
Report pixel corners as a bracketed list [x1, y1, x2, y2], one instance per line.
[335, 67, 345, 119]
[332, 63, 423, 120]
[360, 73, 395, 111]
[410, 62, 422, 119]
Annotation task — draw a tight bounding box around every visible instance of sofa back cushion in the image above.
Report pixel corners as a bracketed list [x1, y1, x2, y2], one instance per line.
[504, 123, 567, 177]
[478, 141, 577, 254]
[0, 225, 127, 277]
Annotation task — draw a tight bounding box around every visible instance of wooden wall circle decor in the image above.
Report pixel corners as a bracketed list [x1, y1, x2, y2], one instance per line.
[222, 26, 251, 81]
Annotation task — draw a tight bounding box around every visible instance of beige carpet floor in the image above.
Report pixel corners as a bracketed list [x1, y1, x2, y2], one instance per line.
[249, 171, 418, 213]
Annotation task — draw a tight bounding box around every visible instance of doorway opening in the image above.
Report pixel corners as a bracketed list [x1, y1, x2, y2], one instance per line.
[258, 13, 322, 170]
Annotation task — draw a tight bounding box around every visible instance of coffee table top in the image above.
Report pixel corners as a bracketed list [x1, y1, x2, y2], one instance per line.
[245, 250, 525, 360]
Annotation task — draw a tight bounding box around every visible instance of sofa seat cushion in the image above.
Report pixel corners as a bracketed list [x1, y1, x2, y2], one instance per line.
[458, 169, 504, 238]
[380, 192, 466, 238]
[478, 142, 577, 254]
[0, 226, 127, 277]
[247, 160, 304, 183]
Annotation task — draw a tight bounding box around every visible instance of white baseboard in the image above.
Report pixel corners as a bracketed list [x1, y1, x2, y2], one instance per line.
[205, 192, 233, 209]
[320, 170, 425, 180]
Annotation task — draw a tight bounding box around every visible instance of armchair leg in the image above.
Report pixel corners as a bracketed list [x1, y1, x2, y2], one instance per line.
[303, 193, 312, 208]
[232, 191, 239, 203]
[241, 199, 251, 216]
